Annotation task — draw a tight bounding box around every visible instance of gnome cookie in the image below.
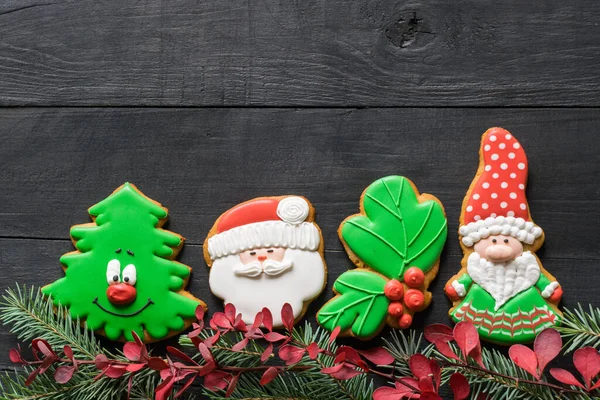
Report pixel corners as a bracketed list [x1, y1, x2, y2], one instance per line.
[204, 196, 327, 327]
[43, 183, 206, 342]
[445, 128, 562, 345]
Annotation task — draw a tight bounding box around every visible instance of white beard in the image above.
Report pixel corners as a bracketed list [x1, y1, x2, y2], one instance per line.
[467, 251, 540, 311]
[209, 249, 326, 326]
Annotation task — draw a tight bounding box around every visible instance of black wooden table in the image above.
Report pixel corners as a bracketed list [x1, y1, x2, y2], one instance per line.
[1, 1, 599, 399]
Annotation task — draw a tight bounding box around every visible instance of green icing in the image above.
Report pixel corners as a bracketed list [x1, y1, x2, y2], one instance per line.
[450, 284, 561, 345]
[317, 270, 389, 338]
[340, 176, 447, 280]
[42, 183, 203, 342]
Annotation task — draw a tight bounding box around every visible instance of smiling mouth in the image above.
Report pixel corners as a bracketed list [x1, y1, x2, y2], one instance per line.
[92, 297, 154, 317]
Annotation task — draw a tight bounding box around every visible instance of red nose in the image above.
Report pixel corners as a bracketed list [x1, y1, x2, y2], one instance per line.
[107, 284, 137, 305]
[258, 255, 267, 261]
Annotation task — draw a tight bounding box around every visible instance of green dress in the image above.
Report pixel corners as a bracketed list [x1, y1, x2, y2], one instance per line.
[450, 272, 561, 344]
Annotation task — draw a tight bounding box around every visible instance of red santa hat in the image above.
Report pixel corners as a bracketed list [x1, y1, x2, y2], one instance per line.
[459, 128, 543, 247]
[207, 196, 321, 259]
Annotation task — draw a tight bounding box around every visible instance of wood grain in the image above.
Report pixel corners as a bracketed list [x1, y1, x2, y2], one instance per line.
[0, 108, 598, 377]
[0, 0, 599, 106]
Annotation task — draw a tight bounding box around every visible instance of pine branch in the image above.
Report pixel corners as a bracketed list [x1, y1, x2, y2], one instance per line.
[382, 328, 433, 378]
[556, 304, 600, 354]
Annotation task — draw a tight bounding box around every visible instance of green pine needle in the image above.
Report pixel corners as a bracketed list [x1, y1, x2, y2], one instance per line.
[557, 304, 600, 354]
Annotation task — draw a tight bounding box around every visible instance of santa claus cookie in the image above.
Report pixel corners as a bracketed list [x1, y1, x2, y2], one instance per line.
[43, 183, 206, 343]
[445, 128, 563, 345]
[204, 196, 327, 327]
[317, 176, 447, 339]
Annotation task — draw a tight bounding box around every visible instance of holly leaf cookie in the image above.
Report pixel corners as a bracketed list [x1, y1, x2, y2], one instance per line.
[318, 176, 447, 339]
[43, 183, 206, 342]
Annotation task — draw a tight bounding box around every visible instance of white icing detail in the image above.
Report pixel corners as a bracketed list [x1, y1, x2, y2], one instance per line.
[510, 172, 517, 178]
[518, 163, 526, 170]
[452, 280, 466, 297]
[482, 182, 490, 189]
[493, 173, 499, 179]
[485, 165, 492, 171]
[501, 163, 508, 170]
[482, 203, 489, 209]
[491, 193, 498, 199]
[510, 192, 517, 199]
[460, 217, 543, 246]
[466, 205, 473, 212]
[491, 154, 499, 161]
[519, 184, 525, 190]
[122, 264, 137, 285]
[499, 143, 506, 149]
[501, 182, 508, 189]
[106, 259, 121, 285]
[233, 261, 263, 277]
[514, 142, 520, 149]
[484, 144, 491, 151]
[473, 193, 480, 200]
[509, 153, 516, 159]
[467, 252, 540, 310]
[505, 134, 512, 140]
[490, 135, 497, 142]
[507, 211, 515, 217]
[263, 259, 294, 276]
[520, 203, 527, 210]
[277, 196, 309, 224]
[542, 281, 559, 298]
[208, 221, 320, 259]
[500, 202, 508, 208]
[209, 249, 326, 326]
[233, 259, 294, 278]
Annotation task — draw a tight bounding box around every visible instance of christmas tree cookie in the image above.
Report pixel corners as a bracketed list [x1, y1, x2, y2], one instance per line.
[445, 128, 562, 345]
[43, 183, 205, 342]
[317, 176, 447, 339]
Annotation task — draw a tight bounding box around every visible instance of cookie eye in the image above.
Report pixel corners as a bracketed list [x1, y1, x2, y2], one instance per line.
[492, 239, 497, 244]
[122, 264, 137, 286]
[504, 239, 509, 243]
[249, 251, 256, 256]
[267, 249, 274, 253]
[106, 259, 121, 285]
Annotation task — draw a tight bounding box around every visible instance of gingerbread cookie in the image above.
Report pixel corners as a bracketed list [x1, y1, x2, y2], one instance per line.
[317, 176, 447, 339]
[204, 196, 327, 327]
[444, 128, 562, 345]
[43, 183, 205, 342]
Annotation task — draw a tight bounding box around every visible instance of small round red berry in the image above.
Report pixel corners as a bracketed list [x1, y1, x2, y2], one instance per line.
[399, 313, 413, 329]
[404, 289, 425, 311]
[404, 267, 425, 288]
[384, 279, 404, 301]
[387, 302, 404, 317]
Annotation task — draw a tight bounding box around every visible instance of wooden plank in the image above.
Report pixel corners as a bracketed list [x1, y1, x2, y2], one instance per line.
[0, 0, 599, 106]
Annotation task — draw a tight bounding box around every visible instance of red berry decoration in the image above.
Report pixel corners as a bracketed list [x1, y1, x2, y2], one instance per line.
[399, 313, 413, 329]
[404, 267, 425, 288]
[384, 279, 404, 301]
[404, 289, 425, 311]
[387, 302, 404, 317]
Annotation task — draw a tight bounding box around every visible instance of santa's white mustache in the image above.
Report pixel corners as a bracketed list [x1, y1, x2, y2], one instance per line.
[233, 259, 294, 277]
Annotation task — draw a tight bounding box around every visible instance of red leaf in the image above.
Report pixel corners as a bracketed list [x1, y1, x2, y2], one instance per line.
[278, 345, 305, 365]
[147, 357, 169, 371]
[573, 347, 600, 388]
[509, 344, 539, 379]
[155, 376, 174, 400]
[424, 324, 455, 344]
[32, 339, 55, 358]
[356, 347, 395, 365]
[224, 303, 236, 322]
[264, 332, 288, 342]
[63, 346, 74, 362]
[175, 373, 198, 398]
[39, 355, 57, 374]
[9, 349, 23, 364]
[261, 343, 273, 363]
[260, 366, 280, 385]
[550, 368, 585, 389]
[104, 364, 127, 379]
[372, 386, 406, 400]
[54, 365, 75, 384]
[204, 370, 232, 391]
[250, 311, 264, 331]
[131, 331, 143, 346]
[167, 346, 197, 365]
[195, 305, 205, 322]
[25, 369, 39, 386]
[329, 326, 341, 344]
[534, 328, 562, 373]
[307, 342, 321, 360]
[262, 307, 273, 332]
[325, 363, 362, 380]
[590, 379, 600, 391]
[198, 343, 215, 365]
[420, 393, 442, 400]
[123, 342, 142, 362]
[281, 303, 295, 332]
[199, 361, 216, 377]
[430, 359, 441, 390]
[396, 377, 420, 392]
[204, 332, 221, 348]
[232, 338, 249, 352]
[450, 373, 470, 400]
[336, 346, 362, 365]
[126, 363, 145, 373]
[321, 363, 344, 374]
[94, 354, 110, 370]
[418, 375, 435, 393]
[469, 343, 485, 368]
[436, 341, 461, 361]
[127, 374, 133, 400]
[453, 322, 480, 360]
[211, 313, 233, 330]
[225, 372, 240, 397]
[409, 354, 432, 379]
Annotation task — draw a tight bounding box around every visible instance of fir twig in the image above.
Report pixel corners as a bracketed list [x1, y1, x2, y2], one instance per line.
[556, 304, 600, 353]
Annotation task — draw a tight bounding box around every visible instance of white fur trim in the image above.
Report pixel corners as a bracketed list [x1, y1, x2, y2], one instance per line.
[277, 197, 309, 224]
[208, 220, 320, 259]
[452, 280, 466, 297]
[459, 216, 543, 246]
[542, 281, 559, 298]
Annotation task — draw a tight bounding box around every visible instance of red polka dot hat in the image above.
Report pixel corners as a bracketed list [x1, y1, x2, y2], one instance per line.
[459, 127, 543, 247]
